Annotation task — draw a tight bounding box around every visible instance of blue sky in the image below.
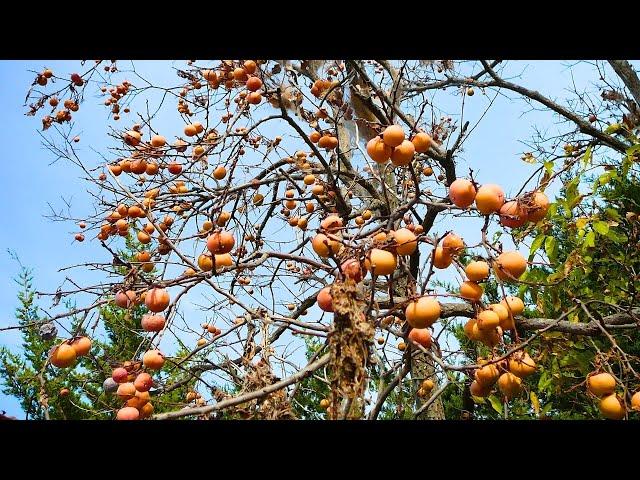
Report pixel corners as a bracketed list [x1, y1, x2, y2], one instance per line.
[0, 60, 625, 416]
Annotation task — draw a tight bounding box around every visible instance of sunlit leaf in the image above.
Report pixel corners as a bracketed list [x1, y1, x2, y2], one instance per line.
[592, 221, 609, 235]
[530, 391, 540, 415]
[488, 395, 503, 415]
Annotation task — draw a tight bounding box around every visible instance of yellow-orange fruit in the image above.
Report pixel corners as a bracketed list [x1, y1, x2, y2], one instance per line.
[382, 125, 405, 148]
[509, 351, 536, 378]
[631, 392, 640, 411]
[124, 130, 141, 146]
[142, 350, 165, 370]
[475, 184, 505, 214]
[433, 247, 453, 269]
[479, 327, 502, 348]
[442, 233, 464, 255]
[139, 402, 154, 419]
[198, 254, 213, 271]
[499, 201, 527, 228]
[459, 281, 483, 301]
[500, 296, 524, 316]
[117, 382, 136, 400]
[50, 344, 77, 368]
[312, 234, 341, 258]
[115, 290, 137, 308]
[145, 287, 170, 312]
[465, 261, 489, 281]
[488, 303, 513, 330]
[215, 253, 233, 268]
[411, 132, 432, 153]
[70, 337, 92, 357]
[320, 215, 343, 233]
[309, 131, 321, 143]
[448, 179, 477, 208]
[207, 230, 235, 254]
[494, 251, 527, 282]
[393, 228, 418, 256]
[184, 124, 198, 137]
[213, 165, 227, 180]
[390, 140, 415, 166]
[470, 380, 491, 398]
[527, 191, 550, 222]
[405, 297, 441, 329]
[464, 319, 482, 341]
[407, 328, 432, 348]
[477, 310, 500, 331]
[150, 135, 166, 147]
[475, 363, 499, 387]
[599, 394, 625, 420]
[587, 373, 616, 397]
[366, 137, 392, 164]
[366, 249, 397, 276]
[498, 372, 522, 399]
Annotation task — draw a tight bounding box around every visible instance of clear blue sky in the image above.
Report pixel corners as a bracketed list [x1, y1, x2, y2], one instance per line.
[0, 60, 622, 416]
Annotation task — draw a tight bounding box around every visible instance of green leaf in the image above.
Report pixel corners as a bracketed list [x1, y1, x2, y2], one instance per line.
[488, 395, 503, 415]
[544, 160, 554, 176]
[606, 229, 628, 244]
[541, 402, 554, 415]
[584, 231, 596, 248]
[626, 143, 640, 155]
[593, 221, 609, 236]
[544, 236, 557, 261]
[604, 208, 621, 221]
[529, 234, 546, 258]
[604, 123, 621, 134]
[581, 145, 592, 169]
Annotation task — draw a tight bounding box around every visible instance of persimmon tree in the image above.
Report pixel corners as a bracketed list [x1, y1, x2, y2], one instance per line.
[10, 59, 640, 420]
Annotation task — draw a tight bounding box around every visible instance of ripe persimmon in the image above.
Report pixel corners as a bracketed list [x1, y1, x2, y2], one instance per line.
[442, 233, 464, 255]
[405, 297, 441, 328]
[477, 310, 500, 331]
[70, 336, 91, 357]
[390, 140, 415, 166]
[50, 344, 77, 368]
[587, 373, 616, 397]
[465, 261, 489, 281]
[393, 228, 418, 256]
[411, 132, 432, 153]
[599, 394, 625, 420]
[459, 281, 483, 301]
[494, 251, 527, 281]
[526, 191, 550, 222]
[382, 125, 405, 148]
[365, 249, 397, 276]
[207, 231, 235, 254]
[500, 296, 524, 316]
[311, 233, 342, 258]
[433, 246, 453, 269]
[407, 328, 432, 348]
[317, 287, 333, 312]
[141, 314, 166, 332]
[509, 351, 536, 378]
[475, 184, 505, 214]
[498, 372, 522, 399]
[145, 287, 170, 313]
[134, 372, 153, 392]
[116, 406, 140, 420]
[448, 179, 477, 208]
[142, 350, 165, 370]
